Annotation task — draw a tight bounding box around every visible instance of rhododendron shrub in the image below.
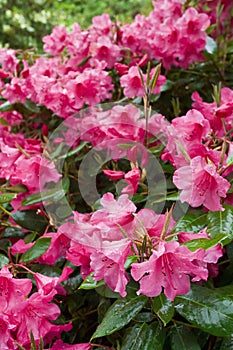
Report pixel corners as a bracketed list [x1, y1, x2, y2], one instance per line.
[0, 0, 233, 349]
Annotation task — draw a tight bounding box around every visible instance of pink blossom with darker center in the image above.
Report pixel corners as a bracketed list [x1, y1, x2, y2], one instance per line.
[173, 156, 230, 211]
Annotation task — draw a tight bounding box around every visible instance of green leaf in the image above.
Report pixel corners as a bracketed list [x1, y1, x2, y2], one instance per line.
[150, 62, 162, 91]
[57, 142, 88, 160]
[0, 254, 9, 268]
[96, 284, 121, 298]
[121, 322, 166, 350]
[15, 343, 26, 350]
[30, 330, 37, 350]
[124, 255, 138, 269]
[175, 284, 233, 337]
[205, 36, 217, 54]
[0, 100, 14, 112]
[79, 273, 104, 290]
[227, 152, 233, 166]
[173, 212, 207, 233]
[152, 293, 174, 326]
[21, 237, 51, 262]
[2, 227, 24, 238]
[170, 325, 201, 350]
[214, 286, 233, 299]
[133, 311, 154, 323]
[220, 336, 233, 349]
[23, 100, 41, 114]
[207, 205, 233, 245]
[21, 178, 69, 206]
[7, 184, 28, 193]
[91, 295, 147, 340]
[183, 233, 228, 252]
[0, 193, 17, 203]
[11, 210, 48, 233]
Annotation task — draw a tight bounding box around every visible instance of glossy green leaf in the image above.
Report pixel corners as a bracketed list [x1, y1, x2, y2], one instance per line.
[133, 311, 154, 323]
[21, 178, 69, 206]
[23, 100, 41, 114]
[214, 286, 233, 299]
[152, 293, 174, 326]
[170, 325, 201, 350]
[7, 184, 28, 193]
[124, 255, 138, 269]
[0, 193, 17, 203]
[57, 142, 88, 159]
[226, 152, 233, 166]
[0, 254, 9, 268]
[2, 227, 24, 238]
[91, 295, 147, 339]
[79, 273, 104, 290]
[11, 210, 48, 233]
[0, 100, 14, 112]
[175, 284, 233, 336]
[183, 234, 228, 252]
[220, 336, 233, 349]
[121, 322, 166, 350]
[205, 36, 217, 54]
[21, 237, 51, 262]
[173, 212, 207, 233]
[207, 205, 233, 245]
[96, 285, 120, 299]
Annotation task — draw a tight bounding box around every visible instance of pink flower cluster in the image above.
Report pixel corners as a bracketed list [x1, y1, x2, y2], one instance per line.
[197, 0, 233, 39]
[0, 1, 231, 347]
[0, 0, 211, 121]
[0, 265, 91, 349]
[56, 193, 223, 300]
[63, 103, 168, 168]
[161, 88, 233, 211]
[0, 126, 60, 210]
[120, 0, 210, 68]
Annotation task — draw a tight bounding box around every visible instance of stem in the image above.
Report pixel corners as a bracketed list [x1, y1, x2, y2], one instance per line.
[91, 344, 114, 350]
[0, 205, 11, 216]
[15, 142, 31, 158]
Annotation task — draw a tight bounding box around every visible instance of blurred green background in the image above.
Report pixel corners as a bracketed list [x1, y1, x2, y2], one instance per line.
[0, 0, 152, 51]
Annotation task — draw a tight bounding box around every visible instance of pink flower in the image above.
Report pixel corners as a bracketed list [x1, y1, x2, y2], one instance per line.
[11, 239, 34, 255]
[50, 340, 91, 350]
[14, 292, 61, 346]
[132, 208, 176, 239]
[192, 88, 233, 137]
[114, 63, 129, 76]
[103, 168, 141, 195]
[0, 315, 16, 349]
[122, 168, 141, 195]
[90, 36, 121, 68]
[103, 169, 125, 180]
[120, 66, 145, 98]
[91, 193, 136, 227]
[173, 156, 230, 211]
[178, 229, 223, 278]
[131, 240, 207, 300]
[90, 238, 131, 297]
[0, 48, 19, 72]
[0, 267, 32, 312]
[66, 241, 92, 278]
[91, 13, 113, 36]
[172, 109, 210, 143]
[1, 77, 27, 103]
[38, 231, 70, 265]
[34, 266, 73, 297]
[43, 26, 67, 55]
